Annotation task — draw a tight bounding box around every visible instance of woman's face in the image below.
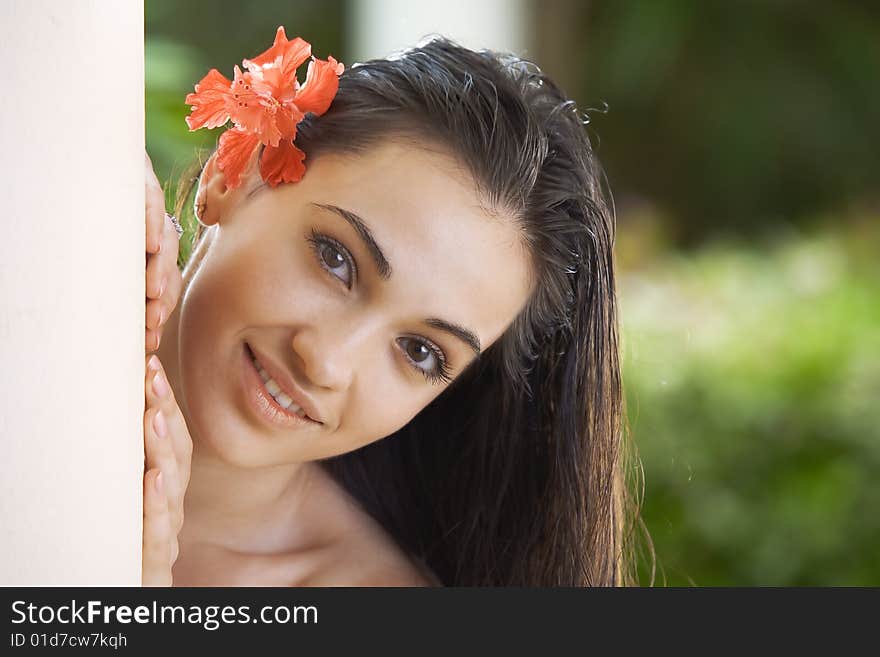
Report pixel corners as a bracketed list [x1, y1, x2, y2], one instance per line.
[178, 140, 534, 467]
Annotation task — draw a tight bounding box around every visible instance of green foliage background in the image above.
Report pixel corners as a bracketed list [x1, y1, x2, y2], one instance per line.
[146, 0, 880, 585]
[580, 0, 880, 245]
[622, 219, 879, 585]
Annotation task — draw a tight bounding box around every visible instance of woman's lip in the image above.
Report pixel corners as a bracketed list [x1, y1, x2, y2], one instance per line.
[246, 343, 324, 424]
[241, 343, 322, 430]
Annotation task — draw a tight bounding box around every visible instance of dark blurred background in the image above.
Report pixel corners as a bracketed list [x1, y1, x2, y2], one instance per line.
[146, 0, 880, 585]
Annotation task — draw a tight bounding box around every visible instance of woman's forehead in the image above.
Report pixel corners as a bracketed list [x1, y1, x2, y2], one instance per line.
[308, 140, 476, 202]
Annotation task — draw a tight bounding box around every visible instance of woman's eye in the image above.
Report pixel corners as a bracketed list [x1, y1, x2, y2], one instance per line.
[307, 229, 452, 386]
[397, 337, 453, 385]
[307, 230, 355, 289]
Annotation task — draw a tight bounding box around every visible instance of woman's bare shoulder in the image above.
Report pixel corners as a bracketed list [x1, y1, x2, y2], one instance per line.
[294, 467, 442, 587]
[297, 517, 442, 587]
[295, 495, 438, 585]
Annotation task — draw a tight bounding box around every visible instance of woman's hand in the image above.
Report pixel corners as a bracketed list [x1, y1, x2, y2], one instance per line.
[142, 354, 193, 586]
[145, 150, 183, 353]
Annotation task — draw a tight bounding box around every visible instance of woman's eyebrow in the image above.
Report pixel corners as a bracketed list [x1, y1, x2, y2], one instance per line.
[424, 318, 481, 356]
[311, 202, 392, 280]
[310, 202, 482, 356]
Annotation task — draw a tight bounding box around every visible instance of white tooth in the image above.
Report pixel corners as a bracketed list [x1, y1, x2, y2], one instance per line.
[251, 353, 312, 419]
[251, 354, 271, 382]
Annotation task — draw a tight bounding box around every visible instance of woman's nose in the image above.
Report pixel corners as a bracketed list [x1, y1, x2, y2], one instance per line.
[289, 318, 378, 391]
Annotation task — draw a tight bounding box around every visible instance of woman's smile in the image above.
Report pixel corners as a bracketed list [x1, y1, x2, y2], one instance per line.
[241, 341, 325, 430]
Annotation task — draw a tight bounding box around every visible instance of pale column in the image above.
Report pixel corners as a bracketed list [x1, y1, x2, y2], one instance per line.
[0, 1, 144, 584]
[350, 0, 528, 61]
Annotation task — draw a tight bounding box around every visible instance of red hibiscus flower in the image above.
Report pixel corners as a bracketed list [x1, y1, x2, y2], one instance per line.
[185, 26, 345, 190]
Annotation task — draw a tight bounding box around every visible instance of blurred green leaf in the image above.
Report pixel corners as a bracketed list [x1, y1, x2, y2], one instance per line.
[622, 217, 880, 585]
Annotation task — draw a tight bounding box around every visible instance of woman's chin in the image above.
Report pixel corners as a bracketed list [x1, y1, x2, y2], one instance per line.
[182, 380, 322, 469]
[187, 408, 274, 468]
[176, 370, 275, 469]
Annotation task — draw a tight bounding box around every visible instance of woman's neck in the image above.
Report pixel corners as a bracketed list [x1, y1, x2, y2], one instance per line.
[181, 447, 337, 554]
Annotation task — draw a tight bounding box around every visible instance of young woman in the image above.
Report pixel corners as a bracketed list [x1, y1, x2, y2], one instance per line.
[142, 31, 645, 586]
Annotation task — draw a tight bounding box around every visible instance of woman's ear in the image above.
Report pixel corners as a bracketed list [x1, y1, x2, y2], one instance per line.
[195, 146, 261, 227]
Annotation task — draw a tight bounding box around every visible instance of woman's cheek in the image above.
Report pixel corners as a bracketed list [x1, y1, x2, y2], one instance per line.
[369, 381, 438, 442]
[251, 250, 329, 314]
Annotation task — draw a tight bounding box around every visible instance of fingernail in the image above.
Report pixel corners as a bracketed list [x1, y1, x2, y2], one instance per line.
[155, 471, 164, 494]
[159, 278, 166, 297]
[158, 307, 166, 326]
[148, 355, 160, 371]
[152, 371, 169, 398]
[153, 409, 167, 438]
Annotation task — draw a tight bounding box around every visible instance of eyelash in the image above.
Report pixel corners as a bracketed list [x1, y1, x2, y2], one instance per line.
[305, 229, 453, 385]
[307, 229, 358, 287]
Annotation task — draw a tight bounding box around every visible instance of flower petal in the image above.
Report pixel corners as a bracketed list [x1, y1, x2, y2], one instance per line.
[294, 55, 344, 117]
[217, 128, 261, 191]
[258, 61, 298, 107]
[226, 65, 282, 147]
[242, 25, 288, 71]
[278, 36, 313, 81]
[249, 32, 312, 107]
[243, 26, 311, 77]
[275, 102, 305, 140]
[185, 68, 233, 130]
[260, 139, 306, 187]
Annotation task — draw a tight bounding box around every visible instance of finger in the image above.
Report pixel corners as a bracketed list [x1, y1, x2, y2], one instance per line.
[145, 327, 158, 354]
[147, 221, 182, 300]
[145, 251, 167, 300]
[145, 153, 166, 255]
[145, 359, 191, 529]
[160, 208, 183, 261]
[145, 325, 164, 354]
[146, 355, 193, 472]
[163, 269, 183, 325]
[143, 405, 181, 513]
[146, 297, 167, 332]
[142, 468, 173, 587]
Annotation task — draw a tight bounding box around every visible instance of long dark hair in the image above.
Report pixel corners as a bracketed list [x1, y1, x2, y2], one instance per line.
[174, 37, 651, 586]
